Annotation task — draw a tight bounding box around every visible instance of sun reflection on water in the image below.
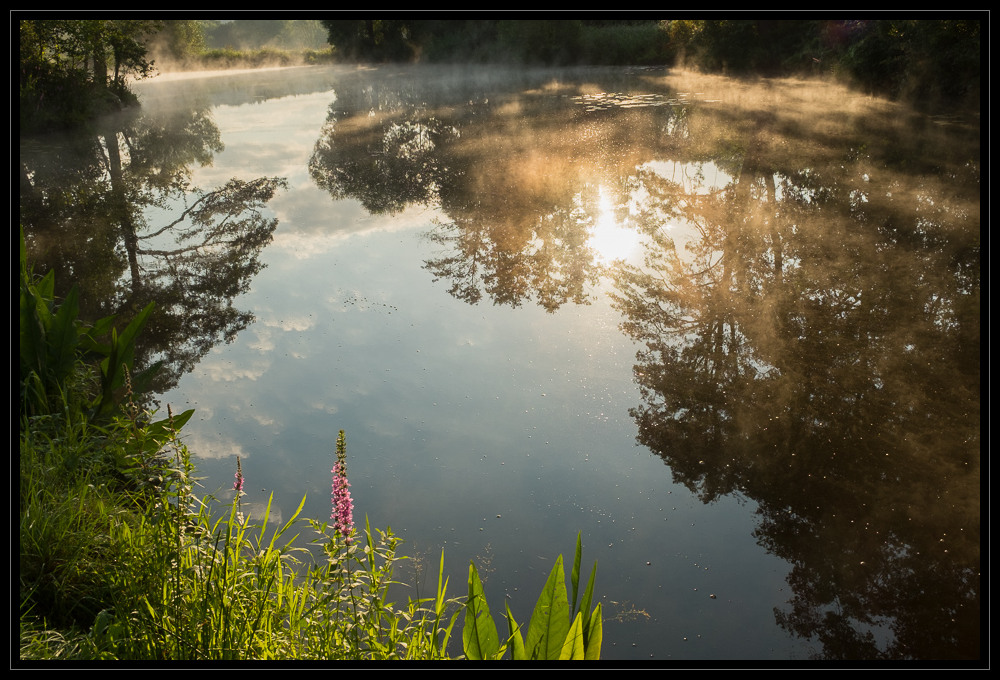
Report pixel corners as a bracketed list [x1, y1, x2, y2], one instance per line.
[588, 186, 642, 264]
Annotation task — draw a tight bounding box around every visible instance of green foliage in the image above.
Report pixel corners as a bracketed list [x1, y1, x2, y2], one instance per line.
[579, 21, 671, 66]
[202, 19, 327, 52]
[20, 397, 602, 660]
[19, 19, 159, 131]
[318, 18, 667, 66]
[496, 20, 584, 66]
[838, 19, 981, 105]
[662, 18, 981, 109]
[151, 19, 207, 63]
[19, 391, 192, 640]
[463, 532, 602, 660]
[83, 301, 159, 419]
[321, 19, 414, 62]
[196, 47, 303, 69]
[463, 559, 501, 659]
[19, 227, 160, 422]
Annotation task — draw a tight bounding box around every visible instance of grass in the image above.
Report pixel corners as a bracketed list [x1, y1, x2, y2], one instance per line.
[18, 397, 468, 661]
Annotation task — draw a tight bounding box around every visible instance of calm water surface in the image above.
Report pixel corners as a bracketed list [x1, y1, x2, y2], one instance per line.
[20, 64, 980, 662]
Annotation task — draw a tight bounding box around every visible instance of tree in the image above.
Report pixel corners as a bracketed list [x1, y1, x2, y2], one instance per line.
[320, 19, 414, 61]
[147, 19, 207, 65]
[19, 18, 160, 130]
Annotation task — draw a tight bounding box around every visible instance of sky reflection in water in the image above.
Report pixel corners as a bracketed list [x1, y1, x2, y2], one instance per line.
[23, 64, 978, 661]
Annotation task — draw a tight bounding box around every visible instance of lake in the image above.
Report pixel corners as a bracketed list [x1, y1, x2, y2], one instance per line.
[19, 63, 980, 662]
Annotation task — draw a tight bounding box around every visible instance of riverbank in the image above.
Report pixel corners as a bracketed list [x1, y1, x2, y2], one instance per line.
[18, 402, 461, 660]
[18, 236, 463, 660]
[18, 238, 601, 661]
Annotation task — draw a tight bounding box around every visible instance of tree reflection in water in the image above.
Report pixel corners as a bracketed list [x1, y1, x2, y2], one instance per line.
[309, 69, 980, 659]
[22, 66, 979, 660]
[608, 87, 979, 660]
[21, 99, 287, 397]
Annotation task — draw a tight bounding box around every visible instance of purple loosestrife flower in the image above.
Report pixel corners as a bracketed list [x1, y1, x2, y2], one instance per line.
[331, 462, 354, 543]
[234, 455, 246, 524]
[331, 430, 355, 544]
[234, 456, 245, 495]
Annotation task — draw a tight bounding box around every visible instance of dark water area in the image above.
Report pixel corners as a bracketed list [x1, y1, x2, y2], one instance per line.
[20, 64, 981, 662]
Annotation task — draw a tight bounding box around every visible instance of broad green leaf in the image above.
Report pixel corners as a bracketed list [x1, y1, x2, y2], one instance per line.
[146, 408, 195, 435]
[585, 603, 603, 660]
[505, 600, 526, 661]
[78, 314, 116, 356]
[463, 562, 499, 660]
[46, 285, 80, 382]
[19, 226, 27, 276]
[106, 301, 156, 392]
[525, 554, 570, 660]
[117, 301, 156, 352]
[19, 286, 46, 378]
[558, 611, 586, 660]
[35, 269, 55, 302]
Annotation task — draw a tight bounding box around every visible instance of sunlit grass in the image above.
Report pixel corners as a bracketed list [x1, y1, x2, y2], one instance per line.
[18, 406, 467, 660]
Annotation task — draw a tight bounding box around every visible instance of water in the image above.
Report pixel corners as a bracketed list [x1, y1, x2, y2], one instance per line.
[20, 64, 980, 662]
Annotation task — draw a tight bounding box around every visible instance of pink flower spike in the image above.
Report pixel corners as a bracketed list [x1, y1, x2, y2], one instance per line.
[331, 460, 354, 543]
[234, 456, 244, 495]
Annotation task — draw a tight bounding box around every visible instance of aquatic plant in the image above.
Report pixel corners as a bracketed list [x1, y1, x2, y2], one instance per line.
[18, 226, 160, 422]
[464, 532, 602, 660]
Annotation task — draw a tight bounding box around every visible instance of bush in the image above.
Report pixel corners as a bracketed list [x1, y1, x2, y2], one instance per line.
[580, 21, 671, 66]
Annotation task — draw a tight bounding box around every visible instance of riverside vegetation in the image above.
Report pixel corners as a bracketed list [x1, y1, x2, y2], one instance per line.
[18, 228, 602, 661]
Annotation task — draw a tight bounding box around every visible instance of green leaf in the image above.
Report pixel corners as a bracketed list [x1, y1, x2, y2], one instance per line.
[525, 554, 570, 660]
[149, 408, 195, 434]
[92, 302, 156, 417]
[585, 603, 603, 660]
[571, 531, 582, 615]
[78, 314, 116, 356]
[505, 600, 526, 661]
[558, 611, 586, 660]
[435, 551, 449, 617]
[108, 301, 156, 391]
[267, 494, 306, 552]
[34, 269, 55, 303]
[463, 562, 499, 660]
[579, 560, 597, 643]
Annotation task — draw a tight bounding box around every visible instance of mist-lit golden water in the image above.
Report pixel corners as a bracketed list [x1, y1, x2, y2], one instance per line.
[21, 64, 979, 661]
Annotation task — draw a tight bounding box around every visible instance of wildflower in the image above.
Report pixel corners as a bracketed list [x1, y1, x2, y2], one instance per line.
[234, 456, 245, 523]
[234, 455, 245, 495]
[331, 430, 355, 544]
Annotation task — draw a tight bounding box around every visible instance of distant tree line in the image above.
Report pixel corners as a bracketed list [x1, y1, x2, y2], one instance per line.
[199, 19, 329, 51]
[663, 18, 981, 105]
[18, 17, 980, 133]
[319, 18, 981, 107]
